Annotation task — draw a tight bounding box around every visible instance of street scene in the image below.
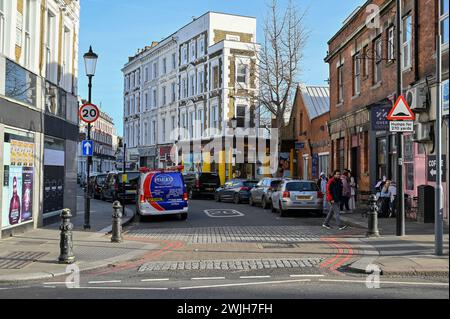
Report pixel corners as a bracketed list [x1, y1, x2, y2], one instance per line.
[0, 0, 449, 304]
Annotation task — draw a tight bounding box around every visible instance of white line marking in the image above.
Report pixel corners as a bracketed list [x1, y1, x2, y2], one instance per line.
[239, 275, 271, 279]
[43, 282, 68, 285]
[80, 286, 168, 291]
[88, 280, 122, 284]
[318, 279, 449, 287]
[43, 286, 56, 288]
[179, 279, 311, 290]
[191, 277, 226, 280]
[290, 274, 325, 278]
[204, 209, 245, 218]
[140, 278, 170, 282]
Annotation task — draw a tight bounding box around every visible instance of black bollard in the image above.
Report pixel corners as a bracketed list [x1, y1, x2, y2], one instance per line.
[111, 201, 123, 243]
[58, 208, 75, 264]
[366, 195, 380, 237]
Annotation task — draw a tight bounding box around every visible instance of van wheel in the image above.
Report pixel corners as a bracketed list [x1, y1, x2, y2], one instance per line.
[178, 213, 188, 221]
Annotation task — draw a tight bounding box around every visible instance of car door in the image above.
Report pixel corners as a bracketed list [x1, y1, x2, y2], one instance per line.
[220, 181, 233, 200]
[251, 180, 263, 202]
[271, 182, 283, 209]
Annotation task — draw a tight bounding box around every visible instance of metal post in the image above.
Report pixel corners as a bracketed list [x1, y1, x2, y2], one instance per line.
[59, 209, 75, 264]
[395, 0, 405, 236]
[122, 143, 126, 216]
[111, 201, 123, 243]
[367, 195, 380, 237]
[84, 75, 93, 230]
[435, 6, 443, 255]
[233, 133, 236, 178]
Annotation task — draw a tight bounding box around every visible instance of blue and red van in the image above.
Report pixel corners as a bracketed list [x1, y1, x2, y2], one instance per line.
[136, 167, 188, 221]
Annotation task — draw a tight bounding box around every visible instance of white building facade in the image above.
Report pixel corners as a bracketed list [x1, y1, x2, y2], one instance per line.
[0, 0, 80, 237]
[122, 12, 261, 184]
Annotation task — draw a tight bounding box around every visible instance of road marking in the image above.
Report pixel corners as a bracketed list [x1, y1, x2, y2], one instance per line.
[141, 278, 170, 282]
[88, 280, 122, 284]
[290, 274, 325, 278]
[318, 279, 449, 287]
[191, 276, 226, 281]
[239, 275, 271, 279]
[179, 279, 311, 290]
[204, 209, 245, 218]
[43, 286, 56, 288]
[43, 282, 68, 285]
[80, 286, 169, 291]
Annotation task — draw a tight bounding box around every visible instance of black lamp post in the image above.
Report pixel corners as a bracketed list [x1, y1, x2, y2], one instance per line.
[83, 46, 98, 230]
[231, 116, 237, 178]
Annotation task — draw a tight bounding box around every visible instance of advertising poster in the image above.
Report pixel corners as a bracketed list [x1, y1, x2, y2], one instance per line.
[21, 167, 34, 222]
[278, 153, 291, 178]
[2, 166, 23, 228]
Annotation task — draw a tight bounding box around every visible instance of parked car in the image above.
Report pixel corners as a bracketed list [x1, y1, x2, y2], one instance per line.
[214, 179, 259, 204]
[249, 178, 282, 209]
[271, 180, 324, 217]
[136, 170, 188, 221]
[101, 171, 140, 203]
[183, 172, 221, 199]
[87, 173, 108, 199]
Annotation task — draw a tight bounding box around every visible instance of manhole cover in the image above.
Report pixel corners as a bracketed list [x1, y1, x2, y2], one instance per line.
[0, 251, 49, 269]
[259, 243, 297, 249]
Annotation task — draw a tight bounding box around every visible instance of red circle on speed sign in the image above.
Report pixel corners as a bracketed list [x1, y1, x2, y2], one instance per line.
[79, 103, 100, 123]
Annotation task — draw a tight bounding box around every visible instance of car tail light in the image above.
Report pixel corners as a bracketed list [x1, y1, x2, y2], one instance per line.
[140, 195, 145, 203]
[317, 191, 324, 199]
[183, 192, 188, 201]
[240, 186, 250, 191]
[283, 191, 290, 198]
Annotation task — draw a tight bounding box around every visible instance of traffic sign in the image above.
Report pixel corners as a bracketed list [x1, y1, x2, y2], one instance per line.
[427, 155, 447, 182]
[82, 140, 94, 156]
[389, 121, 414, 132]
[79, 103, 100, 124]
[387, 95, 415, 121]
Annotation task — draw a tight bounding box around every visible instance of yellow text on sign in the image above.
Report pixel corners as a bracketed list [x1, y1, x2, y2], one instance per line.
[122, 174, 127, 183]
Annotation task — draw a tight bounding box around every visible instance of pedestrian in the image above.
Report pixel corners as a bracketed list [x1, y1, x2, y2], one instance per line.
[318, 172, 329, 213]
[340, 170, 351, 213]
[323, 170, 348, 230]
[379, 180, 394, 218]
[348, 170, 356, 211]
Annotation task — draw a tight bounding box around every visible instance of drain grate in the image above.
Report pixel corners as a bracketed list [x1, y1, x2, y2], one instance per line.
[0, 251, 49, 269]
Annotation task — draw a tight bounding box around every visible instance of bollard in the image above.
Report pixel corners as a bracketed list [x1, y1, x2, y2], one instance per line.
[58, 208, 75, 264]
[366, 194, 380, 237]
[111, 201, 123, 243]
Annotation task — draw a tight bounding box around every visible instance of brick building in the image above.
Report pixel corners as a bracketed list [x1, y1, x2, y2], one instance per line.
[325, 0, 449, 217]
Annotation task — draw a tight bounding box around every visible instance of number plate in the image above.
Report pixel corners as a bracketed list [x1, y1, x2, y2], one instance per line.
[296, 195, 312, 200]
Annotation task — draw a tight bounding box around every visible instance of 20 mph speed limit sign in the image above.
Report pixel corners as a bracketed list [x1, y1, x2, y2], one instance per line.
[79, 103, 100, 123]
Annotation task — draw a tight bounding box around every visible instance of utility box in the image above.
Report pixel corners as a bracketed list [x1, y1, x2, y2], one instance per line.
[417, 185, 435, 223]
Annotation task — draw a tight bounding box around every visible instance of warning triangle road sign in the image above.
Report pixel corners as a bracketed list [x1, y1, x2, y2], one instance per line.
[387, 95, 415, 121]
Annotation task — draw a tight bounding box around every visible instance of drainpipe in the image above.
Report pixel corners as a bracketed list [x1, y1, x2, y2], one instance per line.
[414, 0, 419, 82]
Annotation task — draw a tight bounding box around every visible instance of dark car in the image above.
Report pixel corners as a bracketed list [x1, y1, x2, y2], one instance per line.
[102, 171, 140, 203]
[87, 173, 107, 199]
[184, 172, 221, 199]
[249, 178, 282, 209]
[214, 179, 259, 204]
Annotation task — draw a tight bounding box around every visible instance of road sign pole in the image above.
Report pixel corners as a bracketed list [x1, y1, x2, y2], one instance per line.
[123, 143, 126, 217]
[84, 75, 93, 230]
[395, 0, 405, 236]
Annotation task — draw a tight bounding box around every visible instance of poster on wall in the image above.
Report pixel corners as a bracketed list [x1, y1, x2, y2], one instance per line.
[278, 153, 291, 178]
[2, 136, 35, 229]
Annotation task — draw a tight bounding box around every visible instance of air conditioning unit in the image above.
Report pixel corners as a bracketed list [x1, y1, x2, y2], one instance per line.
[412, 123, 432, 142]
[406, 86, 427, 112]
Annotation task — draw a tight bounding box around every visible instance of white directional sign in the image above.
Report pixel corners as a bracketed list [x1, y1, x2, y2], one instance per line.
[389, 121, 414, 132]
[82, 140, 94, 156]
[79, 103, 100, 124]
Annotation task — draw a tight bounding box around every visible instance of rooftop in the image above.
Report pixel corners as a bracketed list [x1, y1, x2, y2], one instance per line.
[298, 84, 330, 119]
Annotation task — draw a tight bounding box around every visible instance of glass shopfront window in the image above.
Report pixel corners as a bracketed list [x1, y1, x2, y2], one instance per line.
[43, 137, 65, 216]
[377, 137, 387, 180]
[5, 59, 37, 106]
[2, 128, 35, 230]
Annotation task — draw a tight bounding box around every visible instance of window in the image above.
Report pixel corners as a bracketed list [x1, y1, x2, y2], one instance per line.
[318, 154, 329, 177]
[152, 89, 157, 108]
[387, 26, 395, 61]
[190, 41, 196, 61]
[153, 62, 157, 79]
[162, 86, 166, 105]
[212, 65, 219, 89]
[152, 121, 156, 144]
[171, 115, 176, 131]
[189, 111, 194, 138]
[353, 52, 361, 95]
[46, 11, 56, 81]
[171, 82, 176, 102]
[236, 105, 247, 128]
[373, 37, 382, 84]
[23, 0, 32, 69]
[198, 36, 205, 56]
[144, 122, 148, 144]
[210, 104, 219, 130]
[125, 98, 130, 116]
[136, 94, 140, 113]
[181, 113, 187, 139]
[197, 109, 204, 137]
[337, 138, 345, 172]
[172, 53, 177, 69]
[0, 0, 5, 54]
[182, 77, 187, 98]
[61, 26, 71, 88]
[402, 15, 412, 70]
[441, 0, 449, 47]
[161, 118, 166, 142]
[163, 58, 167, 74]
[144, 91, 149, 110]
[190, 74, 195, 96]
[198, 70, 204, 94]
[363, 45, 369, 78]
[131, 72, 135, 88]
[182, 45, 188, 64]
[145, 67, 149, 81]
[226, 34, 240, 41]
[337, 64, 344, 103]
[236, 63, 247, 85]
[136, 69, 140, 85]
[5, 59, 37, 106]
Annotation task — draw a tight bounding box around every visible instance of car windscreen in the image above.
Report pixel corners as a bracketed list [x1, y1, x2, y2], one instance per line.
[270, 180, 282, 188]
[118, 172, 140, 184]
[285, 182, 319, 192]
[199, 174, 220, 183]
[243, 181, 258, 188]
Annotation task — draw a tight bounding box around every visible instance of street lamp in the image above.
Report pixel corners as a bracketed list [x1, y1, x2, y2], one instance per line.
[83, 46, 98, 230]
[231, 116, 237, 178]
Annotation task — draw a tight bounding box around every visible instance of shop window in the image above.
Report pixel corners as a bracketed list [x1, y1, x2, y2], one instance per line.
[337, 138, 345, 172]
[405, 163, 414, 191]
[43, 136, 65, 216]
[5, 59, 37, 106]
[377, 137, 387, 179]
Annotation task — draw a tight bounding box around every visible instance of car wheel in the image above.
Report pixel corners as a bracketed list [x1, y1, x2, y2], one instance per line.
[261, 197, 268, 209]
[279, 201, 288, 217]
[215, 193, 221, 202]
[249, 196, 254, 206]
[178, 213, 188, 221]
[234, 194, 240, 205]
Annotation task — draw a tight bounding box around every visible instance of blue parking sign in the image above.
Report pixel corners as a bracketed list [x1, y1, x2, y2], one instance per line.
[82, 140, 94, 156]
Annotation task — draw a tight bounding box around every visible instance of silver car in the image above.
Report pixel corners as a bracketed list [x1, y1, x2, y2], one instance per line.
[271, 180, 324, 217]
[249, 178, 282, 209]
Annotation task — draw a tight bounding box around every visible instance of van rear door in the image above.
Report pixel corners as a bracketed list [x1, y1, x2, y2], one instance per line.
[142, 172, 187, 212]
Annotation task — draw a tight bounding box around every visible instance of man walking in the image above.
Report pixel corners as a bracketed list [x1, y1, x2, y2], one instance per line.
[323, 170, 348, 230]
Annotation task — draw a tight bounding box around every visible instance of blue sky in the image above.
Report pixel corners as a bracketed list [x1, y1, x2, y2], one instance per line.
[78, 0, 364, 135]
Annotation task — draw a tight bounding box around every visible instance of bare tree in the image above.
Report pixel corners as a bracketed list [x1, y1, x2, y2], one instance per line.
[257, 0, 308, 130]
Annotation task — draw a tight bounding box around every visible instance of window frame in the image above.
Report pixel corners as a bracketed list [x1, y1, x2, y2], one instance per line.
[0, 0, 5, 54]
[353, 52, 361, 96]
[387, 25, 395, 62]
[401, 14, 412, 71]
[373, 37, 382, 84]
[440, 0, 449, 48]
[337, 64, 344, 103]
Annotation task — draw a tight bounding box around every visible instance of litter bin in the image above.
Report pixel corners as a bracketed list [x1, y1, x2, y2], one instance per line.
[417, 185, 435, 223]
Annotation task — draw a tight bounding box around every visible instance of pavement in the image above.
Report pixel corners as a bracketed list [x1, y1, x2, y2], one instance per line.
[0, 189, 161, 283]
[339, 208, 449, 277]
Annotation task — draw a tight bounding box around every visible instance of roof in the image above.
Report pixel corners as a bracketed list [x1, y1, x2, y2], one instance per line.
[298, 84, 330, 120]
